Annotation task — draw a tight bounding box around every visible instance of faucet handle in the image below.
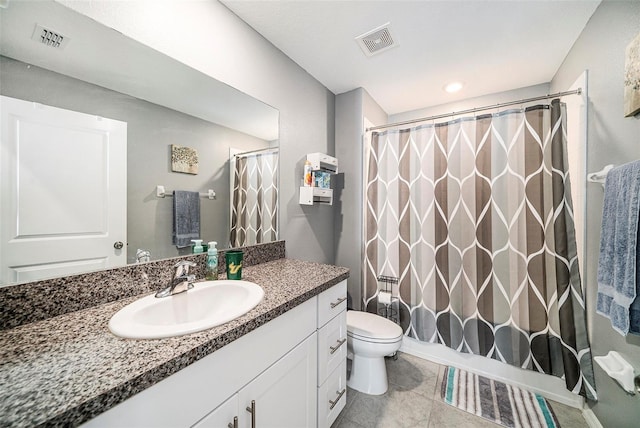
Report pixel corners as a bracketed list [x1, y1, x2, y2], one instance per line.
[174, 260, 197, 276]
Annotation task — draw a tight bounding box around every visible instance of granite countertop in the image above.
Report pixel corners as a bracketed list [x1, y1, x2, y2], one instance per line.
[0, 258, 349, 428]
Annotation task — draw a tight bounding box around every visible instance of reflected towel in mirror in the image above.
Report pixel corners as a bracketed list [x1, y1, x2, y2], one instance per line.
[172, 190, 201, 248]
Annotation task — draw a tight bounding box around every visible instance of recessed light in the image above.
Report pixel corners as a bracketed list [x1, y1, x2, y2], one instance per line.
[444, 81, 464, 93]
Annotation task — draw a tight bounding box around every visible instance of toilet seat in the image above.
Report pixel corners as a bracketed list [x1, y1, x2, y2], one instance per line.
[347, 311, 403, 342]
[347, 331, 402, 344]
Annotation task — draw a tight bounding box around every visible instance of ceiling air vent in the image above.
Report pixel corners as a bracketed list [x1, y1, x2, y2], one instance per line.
[31, 24, 69, 49]
[355, 23, 397, 57]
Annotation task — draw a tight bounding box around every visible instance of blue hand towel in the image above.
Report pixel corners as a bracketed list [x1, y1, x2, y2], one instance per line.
[172, 190, 201, 248]
[596, 160, 640, 335]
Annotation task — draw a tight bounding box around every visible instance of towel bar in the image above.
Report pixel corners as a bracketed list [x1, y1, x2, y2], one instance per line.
[156, 185, 215, 199]
[587, 164, 615, 187]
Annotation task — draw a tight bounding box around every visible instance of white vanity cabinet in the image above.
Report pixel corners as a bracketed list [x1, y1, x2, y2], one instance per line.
[316, 281, 348, 428]
[84, 297, 317, 428]
[236, 334, 317, 428]
[194, 334, 317, 428]
[83, 280, 348, 428]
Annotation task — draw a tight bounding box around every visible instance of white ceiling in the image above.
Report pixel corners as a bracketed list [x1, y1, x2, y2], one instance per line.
[221, 0, 601, 115]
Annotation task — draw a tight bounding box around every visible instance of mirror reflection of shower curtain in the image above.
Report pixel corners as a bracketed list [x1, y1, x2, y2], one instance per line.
[363, 100, 596, 400]
[230, 149, 278, 247]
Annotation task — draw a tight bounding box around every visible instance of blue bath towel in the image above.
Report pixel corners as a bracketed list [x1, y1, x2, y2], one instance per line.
[596, 160, 640, 335]
[172, 190, 201, 248]
[629, 224, 640, 334]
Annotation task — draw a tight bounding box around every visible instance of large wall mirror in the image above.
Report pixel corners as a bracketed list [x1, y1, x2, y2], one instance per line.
[0, 1, 279, 286]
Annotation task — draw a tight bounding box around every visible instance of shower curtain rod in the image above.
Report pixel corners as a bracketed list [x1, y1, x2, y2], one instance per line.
[234, 147, 279, 158]
[366, 88, 582, 132]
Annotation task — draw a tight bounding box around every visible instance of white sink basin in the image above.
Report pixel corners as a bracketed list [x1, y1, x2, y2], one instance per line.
[109, 280, 264, 339]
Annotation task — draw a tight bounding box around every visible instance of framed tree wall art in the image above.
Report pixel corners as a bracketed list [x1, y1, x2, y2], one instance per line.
[171, 144, 199, 174]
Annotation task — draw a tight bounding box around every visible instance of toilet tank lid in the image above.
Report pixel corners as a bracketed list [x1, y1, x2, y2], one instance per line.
[347, 310, 403, 340]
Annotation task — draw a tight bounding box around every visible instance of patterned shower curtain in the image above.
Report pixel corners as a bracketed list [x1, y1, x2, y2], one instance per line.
[230, 150, 278, 247]
[363, 100, 596, 400]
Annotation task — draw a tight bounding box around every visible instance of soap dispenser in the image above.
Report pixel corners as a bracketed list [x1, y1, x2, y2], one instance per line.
[191, 239, 204, 254]
[206, 241, 218, 280]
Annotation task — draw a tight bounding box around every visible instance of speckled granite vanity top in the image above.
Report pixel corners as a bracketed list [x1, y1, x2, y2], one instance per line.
[0, 258, 349, 427]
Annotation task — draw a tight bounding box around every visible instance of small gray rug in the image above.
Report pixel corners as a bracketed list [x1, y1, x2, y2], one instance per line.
[441, 366, 560, 428]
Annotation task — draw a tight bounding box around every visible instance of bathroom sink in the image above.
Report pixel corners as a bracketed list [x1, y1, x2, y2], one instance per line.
[109, 280, 264, 339]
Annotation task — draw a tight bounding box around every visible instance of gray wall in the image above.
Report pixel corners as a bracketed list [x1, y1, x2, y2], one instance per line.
[334, 88, 388, 309]
[0, 56, 268, 263]
[60, 0, 337, 264]
[334, 89, 363, 309]
[551, 1, 640, 426]
[206, 0, 338, 264]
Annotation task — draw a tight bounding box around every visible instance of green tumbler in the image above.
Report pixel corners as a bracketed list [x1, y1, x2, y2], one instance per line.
[226, 250, 244, 280]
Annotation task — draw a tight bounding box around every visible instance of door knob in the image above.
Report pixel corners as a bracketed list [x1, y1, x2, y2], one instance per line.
[113, 241, 124, 250]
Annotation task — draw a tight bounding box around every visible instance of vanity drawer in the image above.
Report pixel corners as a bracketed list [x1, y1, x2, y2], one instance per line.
[317, 361, 347, 428]
[317, 309, 347, 383]
[317, 280, 347, 328]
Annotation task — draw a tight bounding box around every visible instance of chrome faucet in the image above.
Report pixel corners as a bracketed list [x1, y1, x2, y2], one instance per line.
[136, 248, 151, 263]
[155, 260, 197, 298]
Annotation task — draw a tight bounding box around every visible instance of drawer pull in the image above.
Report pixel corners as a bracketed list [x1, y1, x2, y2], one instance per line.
[228, 416, 238, 428]
[330, 296, 347, 308]
[329, 338, 347, 354]
[329, 388, 346, 410]
[246, 400, 255, 428]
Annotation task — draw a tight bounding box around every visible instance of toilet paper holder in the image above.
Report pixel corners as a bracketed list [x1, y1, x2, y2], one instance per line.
[376, 275, 399, 323]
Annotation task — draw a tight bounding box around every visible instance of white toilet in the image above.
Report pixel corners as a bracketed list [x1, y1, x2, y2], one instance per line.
[346, 310, 403, 395]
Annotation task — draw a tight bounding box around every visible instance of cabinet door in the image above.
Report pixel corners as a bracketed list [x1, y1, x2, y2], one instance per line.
[192, 394, 238, 428]
[239, 334, 317, 428]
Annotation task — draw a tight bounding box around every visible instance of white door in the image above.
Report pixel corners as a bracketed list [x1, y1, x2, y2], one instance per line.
[0, 95, 127, 284]
[238, 334, 317, 428]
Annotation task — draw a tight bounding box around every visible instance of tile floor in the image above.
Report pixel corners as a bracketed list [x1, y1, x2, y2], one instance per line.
[332, 352, 588, 428]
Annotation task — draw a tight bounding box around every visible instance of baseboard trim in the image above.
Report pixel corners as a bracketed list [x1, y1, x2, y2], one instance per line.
[582, 408, 603, 428]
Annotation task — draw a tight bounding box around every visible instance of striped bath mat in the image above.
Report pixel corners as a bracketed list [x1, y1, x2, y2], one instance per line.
[441, 366, 560, 428]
